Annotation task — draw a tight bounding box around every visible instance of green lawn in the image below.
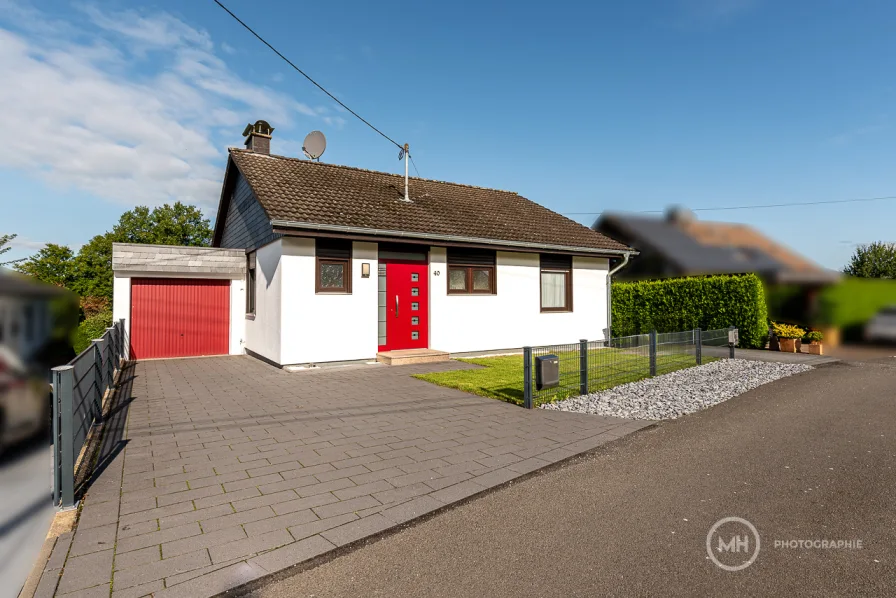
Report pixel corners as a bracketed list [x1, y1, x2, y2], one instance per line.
[413, 349, 716, 406]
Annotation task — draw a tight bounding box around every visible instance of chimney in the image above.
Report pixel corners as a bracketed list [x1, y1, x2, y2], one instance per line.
[242, 120, 274, 154]
[665, 205, 695, 224]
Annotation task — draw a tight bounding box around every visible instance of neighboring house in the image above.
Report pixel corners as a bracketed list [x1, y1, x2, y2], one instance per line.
[112, 121, 634, 366]
[0, 269, 69, 365]
[594, 207, 840, 323]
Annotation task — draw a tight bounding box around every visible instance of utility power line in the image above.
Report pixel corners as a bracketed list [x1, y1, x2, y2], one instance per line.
[564, 194, 896, 216]
[212, 0, 403, 151]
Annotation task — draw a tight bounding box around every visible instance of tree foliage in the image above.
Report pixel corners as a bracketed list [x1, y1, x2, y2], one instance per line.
[1, 233, 21, 266]
[611, 273, 769, 349]
[16, 202, 212, 301]
[844, 242, 896, 279]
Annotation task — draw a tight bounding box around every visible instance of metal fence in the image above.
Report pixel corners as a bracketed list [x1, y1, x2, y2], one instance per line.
[51, 319, 127, 507]
[523, 327, 738, 409]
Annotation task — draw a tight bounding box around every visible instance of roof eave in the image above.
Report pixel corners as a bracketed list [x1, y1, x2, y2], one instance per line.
[270, 220, 637, 257]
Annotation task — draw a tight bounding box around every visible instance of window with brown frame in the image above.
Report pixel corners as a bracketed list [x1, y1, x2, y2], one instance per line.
[316, 239, 352, 293]
[540, 254, 572, 312]
[447, 248, 496, 294]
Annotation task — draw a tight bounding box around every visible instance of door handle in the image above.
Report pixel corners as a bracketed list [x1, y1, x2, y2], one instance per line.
[395, 295, 399, 317]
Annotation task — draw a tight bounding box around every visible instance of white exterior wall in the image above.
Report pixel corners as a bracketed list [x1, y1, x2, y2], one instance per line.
[428, 248, 609, 353]
[0, 296, 54, 361]
[112, 272, 246, 358]
[279, 238, 379, 365]
[244, 240, 282, 363]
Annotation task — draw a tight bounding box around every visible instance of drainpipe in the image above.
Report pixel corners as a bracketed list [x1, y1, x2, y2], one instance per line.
[605, 252, 631, 341]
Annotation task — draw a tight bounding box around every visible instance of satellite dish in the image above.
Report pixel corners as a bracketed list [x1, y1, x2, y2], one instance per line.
[302, 131, 326, 160]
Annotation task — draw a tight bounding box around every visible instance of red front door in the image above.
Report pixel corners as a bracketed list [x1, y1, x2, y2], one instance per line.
[379, 261, 428, 351]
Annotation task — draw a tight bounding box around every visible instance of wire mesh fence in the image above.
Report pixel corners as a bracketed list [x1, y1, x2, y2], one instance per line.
[523, 327, 737, 408]
[52, 319, 127, 507]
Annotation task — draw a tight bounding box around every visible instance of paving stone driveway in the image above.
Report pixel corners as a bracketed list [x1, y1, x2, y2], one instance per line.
[37, 356, 650, 598]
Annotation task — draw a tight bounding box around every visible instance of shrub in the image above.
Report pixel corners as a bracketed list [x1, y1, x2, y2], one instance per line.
[771, 322, 805, 339]
[73, 309, 113, 354]
[805, 330, 824, 343]
[612, 273, 768, 349]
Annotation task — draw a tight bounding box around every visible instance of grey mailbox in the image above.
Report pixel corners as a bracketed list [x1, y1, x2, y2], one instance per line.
[535, 354, 559, 390]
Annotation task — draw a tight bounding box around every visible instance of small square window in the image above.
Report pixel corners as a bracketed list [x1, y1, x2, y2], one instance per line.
[411, 302, 419, 311]
[411, 273, 419, 282]
[411, 317, 419, 325]
[411, 331, 419, 340]
[411, 287, 419, 296]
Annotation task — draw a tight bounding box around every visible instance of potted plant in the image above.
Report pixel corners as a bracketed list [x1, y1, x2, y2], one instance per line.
[771, 322, 805, 353]
[804, 330, 824, 355]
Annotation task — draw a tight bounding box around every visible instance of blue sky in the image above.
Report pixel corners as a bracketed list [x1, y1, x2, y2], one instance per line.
[2, 0, 894, 269]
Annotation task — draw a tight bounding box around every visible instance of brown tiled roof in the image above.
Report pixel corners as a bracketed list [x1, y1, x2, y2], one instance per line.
[679, 220, 823, 273]
[228, 149, 630, 254]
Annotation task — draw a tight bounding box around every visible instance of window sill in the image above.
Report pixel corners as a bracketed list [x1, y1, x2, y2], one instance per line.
[245, 313, 256, 320]
[446, 292, 497, 296]
[315, 291, 353, 295]
[540, 309, 573, 314]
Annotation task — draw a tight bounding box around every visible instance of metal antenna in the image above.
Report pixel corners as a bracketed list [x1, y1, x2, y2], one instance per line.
[399, 143, 410, 202]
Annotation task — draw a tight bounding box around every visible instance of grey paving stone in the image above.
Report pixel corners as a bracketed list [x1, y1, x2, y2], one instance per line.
[209, 528, 293, 564]
[46, 532, 74, 571]
[287, 513, 358, 541]
[116, 522, 202, 555]
[320, 514, 395, 547]
[312, 495, 381, 520]
[247, 535, 336, 573]
[56, 549, 114, 595]
[111, 579, 164, 598]
[113, 549, 210, 591]
[38, 355, 648, 598]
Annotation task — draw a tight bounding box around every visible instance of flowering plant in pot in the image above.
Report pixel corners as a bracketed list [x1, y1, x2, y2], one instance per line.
[804, 330, 824, 355]
[771, 322, 805, 353]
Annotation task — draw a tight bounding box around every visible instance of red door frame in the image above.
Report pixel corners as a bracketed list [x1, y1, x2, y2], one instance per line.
[130, 278, 230, 359]
[378, 257, 429, 352]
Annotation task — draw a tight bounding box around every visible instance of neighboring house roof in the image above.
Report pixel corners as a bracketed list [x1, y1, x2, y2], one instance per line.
[215, 149, 632, 255]
[0, 269, 71, 298]
[596, 210, 839, 284]
[112, 244, 246, 275]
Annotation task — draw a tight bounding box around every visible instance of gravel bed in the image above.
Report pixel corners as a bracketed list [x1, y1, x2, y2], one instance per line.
[541, 359, 814, 420]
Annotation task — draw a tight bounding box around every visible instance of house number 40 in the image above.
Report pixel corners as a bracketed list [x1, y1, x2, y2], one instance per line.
[434, 271, 440, 276]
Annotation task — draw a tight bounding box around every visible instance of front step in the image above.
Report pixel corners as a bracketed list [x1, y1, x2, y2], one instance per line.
[376, 349, 450, 366]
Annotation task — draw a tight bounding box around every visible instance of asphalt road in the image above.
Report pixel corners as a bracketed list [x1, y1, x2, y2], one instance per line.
[251, 357, 896, 598]
[0, 438, 54, 598]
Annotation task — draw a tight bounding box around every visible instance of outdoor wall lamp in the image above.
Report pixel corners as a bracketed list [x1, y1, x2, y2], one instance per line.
[361, 262, 370, 278]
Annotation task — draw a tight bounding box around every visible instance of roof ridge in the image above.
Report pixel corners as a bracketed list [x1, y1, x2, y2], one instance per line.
[228, 148, 519, 195]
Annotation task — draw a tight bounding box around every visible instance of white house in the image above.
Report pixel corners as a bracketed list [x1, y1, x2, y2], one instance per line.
[0, 269, 70, 366]
[112, 121, 634, 366]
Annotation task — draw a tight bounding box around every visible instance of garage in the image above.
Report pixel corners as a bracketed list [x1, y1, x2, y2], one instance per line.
[111, 244, 247, 361]
[130, 278, 231, 359]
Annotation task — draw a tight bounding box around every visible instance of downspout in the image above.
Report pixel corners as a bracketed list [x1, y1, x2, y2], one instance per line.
[605, 252, 631, 341]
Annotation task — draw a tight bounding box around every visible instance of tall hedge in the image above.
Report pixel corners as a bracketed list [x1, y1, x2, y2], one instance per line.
[611, 274, 768, 349]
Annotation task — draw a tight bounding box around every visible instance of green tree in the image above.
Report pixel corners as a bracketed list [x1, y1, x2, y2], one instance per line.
[15, 244, 76, 287]
[844, 242, 896, 279]
[16, 202, 212, 301]
[1, 233, 22, 266]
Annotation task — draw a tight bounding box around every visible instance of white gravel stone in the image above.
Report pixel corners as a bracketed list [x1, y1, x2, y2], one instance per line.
[541, 359, 813, 420]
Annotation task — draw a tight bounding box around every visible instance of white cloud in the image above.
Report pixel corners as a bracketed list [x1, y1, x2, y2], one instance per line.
[0, 4, 329, 209]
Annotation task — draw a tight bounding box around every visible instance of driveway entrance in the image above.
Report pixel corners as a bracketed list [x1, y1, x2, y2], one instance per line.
[35, 356, 648, 598]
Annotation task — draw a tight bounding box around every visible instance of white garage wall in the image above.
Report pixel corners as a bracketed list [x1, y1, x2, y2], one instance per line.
[112, 272, 246, 359]
[279, 238, 379, 365]
[245, 239, 283, 363]
[428, 248, 608, 353]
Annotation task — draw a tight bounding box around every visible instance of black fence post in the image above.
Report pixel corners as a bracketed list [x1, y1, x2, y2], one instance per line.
[695, 328, 702, 365]
[523, 346, 533, 409]
[52, 366, 75, 508]
[579, 339, 588, 395]
[649, 330, 657, 377]
[729, 326, 736, 359]
[119, 318, 126, 362]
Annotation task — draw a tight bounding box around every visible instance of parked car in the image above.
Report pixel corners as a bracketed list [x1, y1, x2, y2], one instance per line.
[0, 347, 50, 458]
[864, 306, 896, 344]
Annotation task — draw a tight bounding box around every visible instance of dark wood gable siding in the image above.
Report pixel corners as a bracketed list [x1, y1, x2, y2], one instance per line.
[219, 172, 279, 251]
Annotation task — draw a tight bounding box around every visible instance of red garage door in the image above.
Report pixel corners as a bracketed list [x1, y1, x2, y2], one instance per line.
[130, 278, 230, 359]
